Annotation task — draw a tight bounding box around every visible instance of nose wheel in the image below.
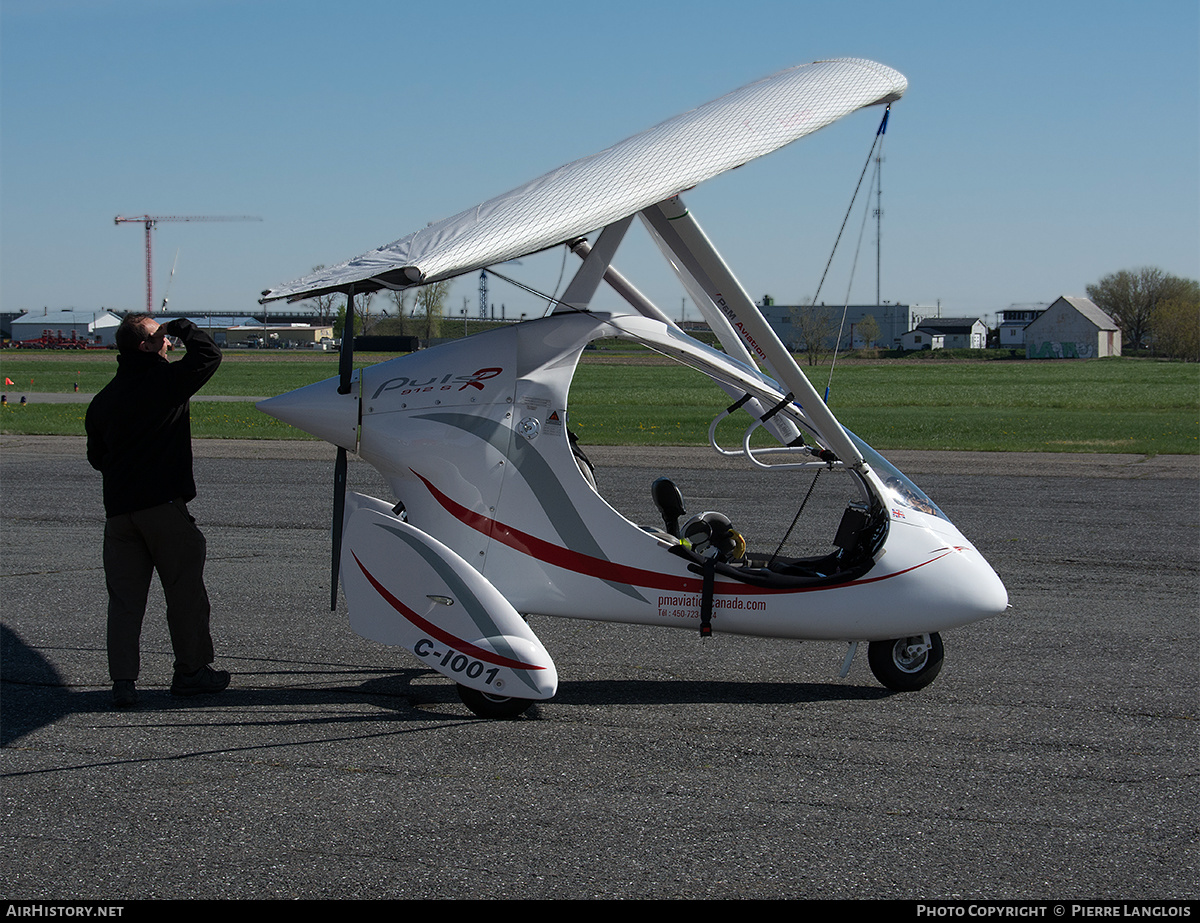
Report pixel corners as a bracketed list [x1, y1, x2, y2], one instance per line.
[868, 633, 944, 691]
[457, 684, 537, 719]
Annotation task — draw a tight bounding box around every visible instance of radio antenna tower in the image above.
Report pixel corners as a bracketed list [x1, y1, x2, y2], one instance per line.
[874, 149, 884, 306]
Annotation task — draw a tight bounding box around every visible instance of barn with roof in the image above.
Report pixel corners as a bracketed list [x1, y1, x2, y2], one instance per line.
[1024, 296, 1121, 359]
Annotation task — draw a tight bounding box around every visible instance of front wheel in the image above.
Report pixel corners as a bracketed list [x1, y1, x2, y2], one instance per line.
[868, 633, 944, 692]
[457, 683, 537, 719]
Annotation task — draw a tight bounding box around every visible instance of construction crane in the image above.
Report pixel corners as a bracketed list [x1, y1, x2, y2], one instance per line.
[114, 214, 262, 313]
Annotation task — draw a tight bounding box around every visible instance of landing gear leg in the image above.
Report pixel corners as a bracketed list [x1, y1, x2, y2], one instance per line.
[839, 641, 859, 679]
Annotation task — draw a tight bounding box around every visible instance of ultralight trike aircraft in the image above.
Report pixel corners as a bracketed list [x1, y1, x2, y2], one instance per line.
[258, 58, 1009, 718]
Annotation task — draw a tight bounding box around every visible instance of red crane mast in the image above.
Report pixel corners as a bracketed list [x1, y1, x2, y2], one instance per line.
[114, 214, 261, 313]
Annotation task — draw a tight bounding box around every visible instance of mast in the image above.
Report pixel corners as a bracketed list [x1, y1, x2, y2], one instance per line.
[875, 150, 883, 306]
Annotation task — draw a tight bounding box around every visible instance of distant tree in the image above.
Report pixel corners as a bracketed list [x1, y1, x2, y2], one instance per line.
[414, 280, 452, 340]
[856, 314, 881, 352]
[1151, 286, 1200, 361]
[1086, 267, 1196, 352]
[789, 300, 835, 366]
[355, 291, 377, 333]
[332, 291, 375, 338]
[384, 288, 414, 336]
[308, 265, 341, 324]
[332, 304, 356, 339]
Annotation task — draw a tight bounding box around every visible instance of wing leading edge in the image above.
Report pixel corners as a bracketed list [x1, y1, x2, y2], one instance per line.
[261, 58, 906, 304]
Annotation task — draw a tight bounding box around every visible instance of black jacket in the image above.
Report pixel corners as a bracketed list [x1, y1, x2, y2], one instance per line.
[86, 319, 222, 517]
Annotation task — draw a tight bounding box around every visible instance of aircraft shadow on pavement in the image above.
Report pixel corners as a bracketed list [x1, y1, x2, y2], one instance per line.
[2, 621, 892, 745]
[2, 624, 72, 747]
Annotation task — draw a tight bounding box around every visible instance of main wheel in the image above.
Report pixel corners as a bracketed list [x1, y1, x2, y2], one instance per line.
[457, 683, 536, 719]
[868, 633, 944, 692]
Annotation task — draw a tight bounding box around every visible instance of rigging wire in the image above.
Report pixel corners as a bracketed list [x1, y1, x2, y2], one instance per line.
[809, 105, 890, 401]
[826, 148, 882, 399]
[811, 105, 890, 307]
[484, 265, 565, 311]
[547, 244, 570, 316]
[767, 108, 890, 560]
[481, 249, 574, 318]
[486, 242, 606, 320]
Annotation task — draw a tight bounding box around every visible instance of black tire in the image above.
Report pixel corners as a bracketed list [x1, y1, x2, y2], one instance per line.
[457, 683, 536, 719]
[868, 633, 944, 692]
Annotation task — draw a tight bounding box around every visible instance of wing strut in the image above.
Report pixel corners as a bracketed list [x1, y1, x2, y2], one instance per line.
[566, 237, 675, 326]
[553, 216, 633, 314]
[567, 225, 805, 450]
[641, 195, 864, 469]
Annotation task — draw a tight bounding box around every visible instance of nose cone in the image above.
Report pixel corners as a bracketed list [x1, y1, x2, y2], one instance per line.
[940, 545, 1009, 625]
[916, 520, 1008, 623]
[968, 553, 1009, 618]
[257, 374, 359, 451]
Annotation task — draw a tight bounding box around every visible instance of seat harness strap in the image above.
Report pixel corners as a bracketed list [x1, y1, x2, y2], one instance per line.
[699, 557, 717, 637]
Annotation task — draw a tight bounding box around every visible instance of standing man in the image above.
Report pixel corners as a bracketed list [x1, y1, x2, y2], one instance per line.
[86, 314, 228, 707]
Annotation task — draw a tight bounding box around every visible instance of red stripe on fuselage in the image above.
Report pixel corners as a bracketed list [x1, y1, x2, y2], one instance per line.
[412, 470, 954, 596]
[351, 550, 545, 671]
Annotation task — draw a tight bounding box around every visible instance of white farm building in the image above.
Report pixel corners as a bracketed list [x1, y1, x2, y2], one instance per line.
[1024, 296, 1121, 359]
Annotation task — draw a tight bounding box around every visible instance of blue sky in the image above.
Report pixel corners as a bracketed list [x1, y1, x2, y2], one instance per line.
[2, 0, 1197, 325]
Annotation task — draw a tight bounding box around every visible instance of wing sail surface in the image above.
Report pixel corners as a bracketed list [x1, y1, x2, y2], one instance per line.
[261, 58, 905, 303]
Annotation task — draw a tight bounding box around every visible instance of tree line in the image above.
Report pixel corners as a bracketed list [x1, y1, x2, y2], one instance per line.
[305, 265, 453, 341]
[787, 266, 1198, 363]
[1087, 267, 1198, 361]
[304, 262, 1197, 361]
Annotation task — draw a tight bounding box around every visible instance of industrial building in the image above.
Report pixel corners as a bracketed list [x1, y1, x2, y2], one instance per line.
[757, 300, 919, 350]
[7, 309, 122, 347]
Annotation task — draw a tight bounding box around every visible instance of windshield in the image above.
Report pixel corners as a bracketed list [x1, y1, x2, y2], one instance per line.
[846, 431, 949, 521]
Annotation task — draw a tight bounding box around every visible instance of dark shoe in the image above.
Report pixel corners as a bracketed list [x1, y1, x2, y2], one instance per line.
[170, 665, 231, 697]
[112, 680, 138, 708]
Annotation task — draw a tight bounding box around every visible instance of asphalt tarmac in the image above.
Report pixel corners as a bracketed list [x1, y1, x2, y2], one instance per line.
[1, 435, 1196, 901]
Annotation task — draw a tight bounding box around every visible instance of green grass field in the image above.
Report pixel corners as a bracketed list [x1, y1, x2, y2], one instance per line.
[0, 350, 374, 396]
[567, 359, 1198, 454]
[2, 350, 1196, 454]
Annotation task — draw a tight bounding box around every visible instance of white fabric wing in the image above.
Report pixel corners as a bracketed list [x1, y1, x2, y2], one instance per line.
[262, 58, 906, 303]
